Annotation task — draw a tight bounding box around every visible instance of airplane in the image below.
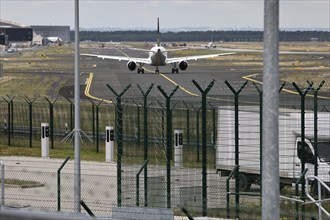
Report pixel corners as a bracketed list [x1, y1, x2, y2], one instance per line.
[205, 41, 217, 49]
[205, 36, 217, 48]
[82, 18, 235, 74]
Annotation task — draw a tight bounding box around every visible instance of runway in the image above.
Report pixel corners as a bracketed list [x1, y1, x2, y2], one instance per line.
[80, 48, 258, 103]
[79, 46, 329, 107]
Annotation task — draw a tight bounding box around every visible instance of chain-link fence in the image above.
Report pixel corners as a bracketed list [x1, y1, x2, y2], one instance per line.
[0, 80, 330, 219]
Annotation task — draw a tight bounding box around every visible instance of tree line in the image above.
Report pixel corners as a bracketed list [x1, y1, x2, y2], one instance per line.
[71, 30, 329, 42]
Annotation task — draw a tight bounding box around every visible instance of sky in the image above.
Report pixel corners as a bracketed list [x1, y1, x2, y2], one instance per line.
[0, 0, 329, 30]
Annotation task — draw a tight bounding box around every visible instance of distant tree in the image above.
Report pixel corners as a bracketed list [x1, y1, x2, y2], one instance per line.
[71, 30, 329, 42]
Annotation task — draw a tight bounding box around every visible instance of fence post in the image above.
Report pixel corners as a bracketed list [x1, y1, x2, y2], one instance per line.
[307, 80, 325, 178]
[157, 101, 166, 145]
[224, 80, 248, 219]
[253, 82, 285, 194]
[157, 85, 179, 209]
[2, 96, 14, 146]
[106, 84, 131, 207]
[57, 156, 70, 211]
[292, 82, 312, 220]
[208, 103, 217, 169]
[80, 200, 95, 217]
[192, 79, 215, 217]
[0, 161, 4, 207]
[295, 168, 308, 220]
[24, 96, 36, 148]
[89, 99, 103, 153]
[162, 105, 165, 145]
[133, 101, 141, 147]
[208, 102, 216, 147]
[45, 97, 58, 149]
[137, 83, 154, 207]
[7, 95, 15, 138]
[191, 105, 201, 163]
[65, 97, 74, 132]
[226, 165, 239, 219]
[136, 160, 148, 207]
[91, 101, 95, 141]
[183, 102, 190, 146]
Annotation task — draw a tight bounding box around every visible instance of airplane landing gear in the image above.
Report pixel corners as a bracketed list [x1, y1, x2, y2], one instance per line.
[155, 67, 160, 74]
[137, 68, 144, 74]
[171, 68, 179, 74]
[137, 63, 144, 74]
[171, 63, 179, 74]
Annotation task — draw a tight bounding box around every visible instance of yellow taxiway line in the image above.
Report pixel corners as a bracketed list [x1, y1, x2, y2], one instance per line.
[158, 73, 199, 97]
[242, 73, 330, 100]
[84, 72, 113, 103]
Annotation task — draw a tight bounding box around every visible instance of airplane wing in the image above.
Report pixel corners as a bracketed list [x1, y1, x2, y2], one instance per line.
[128, 47, 189, 52]
[82, 54, 152, 64]
[166, 52, 235, 64]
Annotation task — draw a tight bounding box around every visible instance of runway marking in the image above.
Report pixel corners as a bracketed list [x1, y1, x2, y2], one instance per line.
[84, 73, 113, 103]
[115, 48, 130, 57]
[144, 67, 250, 103]
[116, 48, 235, 101]
[158, 73, 199, 97]
[242, 73, 330, 100]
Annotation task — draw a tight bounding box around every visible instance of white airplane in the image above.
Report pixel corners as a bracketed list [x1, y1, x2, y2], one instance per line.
[205, 41, 217, 49]
[82, 18, 235, 74]
[205, 35, 217, 48]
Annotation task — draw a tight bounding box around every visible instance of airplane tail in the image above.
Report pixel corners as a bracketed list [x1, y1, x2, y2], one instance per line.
[157, 17, 160, 46]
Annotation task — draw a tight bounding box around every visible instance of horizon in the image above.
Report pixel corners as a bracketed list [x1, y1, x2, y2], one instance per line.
[1, 1, 329, 30]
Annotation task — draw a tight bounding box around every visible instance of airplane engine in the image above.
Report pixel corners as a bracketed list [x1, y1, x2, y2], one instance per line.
[127, 61, 137, 71]
[179, 61, 188, 71]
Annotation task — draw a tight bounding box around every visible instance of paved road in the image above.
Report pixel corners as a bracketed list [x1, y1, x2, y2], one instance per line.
[80, 48, 256, 101]
[0, 156, 247, 217]
[79, 47, 329, 107]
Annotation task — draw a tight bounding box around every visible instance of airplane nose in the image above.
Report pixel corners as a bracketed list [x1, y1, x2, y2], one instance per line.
[157, 49, 161, 53]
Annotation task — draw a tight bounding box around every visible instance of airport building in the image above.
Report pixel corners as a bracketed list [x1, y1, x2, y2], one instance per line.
[31, 25, 71, 44]
[0, 19, 33, 46]
[0, 19, 70, 49]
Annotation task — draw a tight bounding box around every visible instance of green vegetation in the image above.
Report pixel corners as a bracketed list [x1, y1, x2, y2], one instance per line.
[0, 177, 43, 188]
[0, 74, 67, 98]
[0, 45, 75, 98]
[73, 30, 330, 42]
[0, 145, 105, 162]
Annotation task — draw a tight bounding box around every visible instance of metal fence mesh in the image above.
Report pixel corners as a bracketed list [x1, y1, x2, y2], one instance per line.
[0, 80, 329, 219]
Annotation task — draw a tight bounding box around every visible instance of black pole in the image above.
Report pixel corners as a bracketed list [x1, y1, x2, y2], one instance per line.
[106, 84, 131, 207]
[80, 200, 95, 217]
[191, 105, 201, 163]
[133, 100, 142, 147]
[96, 104, 99, 152]
[292, 82, 312, 220]
[253, 82, 285, 194]
[65, 97, 74, 132]
[224, 80, 248, 219]
[157, 85, 178, 209]
[137, 83, 154, 207]
[8, 101, 10, 146]
[10, 99, 14, 137]
[57, 156, 70, 211]
[3, 96, 15, 146]
[45, 97, 58, 149]
[183, 102, 190, 146]
[307, 81, 325, 178]
[24, 96, 36, 148]
[192, 79, 215, 217]
[208, 102, 216, 146]
[89, 99, 103, 153]
[92, 104, 95, 141]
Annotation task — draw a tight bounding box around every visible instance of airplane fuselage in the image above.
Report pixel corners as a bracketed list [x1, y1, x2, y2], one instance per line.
[82, 18, 235, 74]
[149, 45, 167, 66]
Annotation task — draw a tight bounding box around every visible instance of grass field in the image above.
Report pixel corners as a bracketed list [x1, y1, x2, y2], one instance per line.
[1, 42, 329, 98]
